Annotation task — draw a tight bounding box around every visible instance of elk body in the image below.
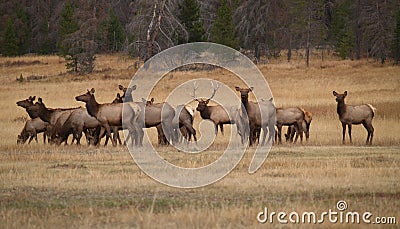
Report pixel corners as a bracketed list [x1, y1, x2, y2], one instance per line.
[27, 98, 80, 143]
[333, 91, 375, 145]
[193, 82, 243, 138]
[75, 88, 144, 146]
[285, 109, 312, 143]
[235, 87, 276, 146]
[120, 85, 175, 145]
[275, 107, 305, 144]
[171, 104, 197, 144]
[17, 117, 50, 144]
[53, 108, 100, 145]
[142, 98, 176, 145]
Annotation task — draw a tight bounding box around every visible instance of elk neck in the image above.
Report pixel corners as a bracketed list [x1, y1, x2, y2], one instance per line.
[38, 106, 53, 123]
[241, 97, 251, 113]
[86, 95, 100, 117]
[199, 106, 211, 120]
[336, 99, 347, 117]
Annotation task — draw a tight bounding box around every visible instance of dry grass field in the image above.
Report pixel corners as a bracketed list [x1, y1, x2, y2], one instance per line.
[0, 54, 399, 228]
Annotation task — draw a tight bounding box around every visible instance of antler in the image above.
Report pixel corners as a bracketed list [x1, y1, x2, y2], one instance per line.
[191, 81, 199, 101]
[207, 81, 220, 101]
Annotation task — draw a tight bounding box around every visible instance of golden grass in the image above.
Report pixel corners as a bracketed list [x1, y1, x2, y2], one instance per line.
[0, 55, 399, 228]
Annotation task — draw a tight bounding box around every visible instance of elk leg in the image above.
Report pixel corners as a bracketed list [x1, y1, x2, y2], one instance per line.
[116, 131, 122, 145]
[260, 127, 267, 146]
[293, 125, 299, 144]
[220, 124, 224, 135]
[362, 121, 374, 145]
[348, 124, 352, 144]
[248, 127, 253, 146]
[214, 123, 218, 136]
[104, 124, 115, 146]
[277, 124, 283, 144]
[369, 124, 374, 145]
[290, 126, 296, 143]
[285, 126, 292, 142]
[342, 123, 346, 144]
[28, 136, 33, 144]
[76, 131, 82, 145]
[43, 132, 47, 144]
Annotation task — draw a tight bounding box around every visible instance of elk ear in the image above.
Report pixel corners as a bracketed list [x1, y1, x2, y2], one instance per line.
[205, 99, 210, 104]
[38, 97, 43, 103]
[151, 98, 154, 103]
[131, 85, 137, 91]
[116, 93, 121, 98]
[32, 96, 36, 101]
[249, 87, 254, 91]
[90, 88, 95, 94]
[344, 91, 347, 96]
[333, 91, 338, 96]
[235, 86, 241, 91]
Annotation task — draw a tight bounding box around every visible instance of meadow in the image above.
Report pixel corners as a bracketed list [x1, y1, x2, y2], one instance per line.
[0, 54, 399, 228]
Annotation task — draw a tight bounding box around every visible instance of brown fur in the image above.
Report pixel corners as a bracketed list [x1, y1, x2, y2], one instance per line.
[333, 91, 375, 145]
[275, 107, 305, 144]
[235, 87, 275, 146]
[17, 117, 50, 144]
[75, 88, 144, 147]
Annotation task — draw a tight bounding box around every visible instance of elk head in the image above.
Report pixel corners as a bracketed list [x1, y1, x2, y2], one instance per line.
[29, 97, 46, 114]
[333, 91, 347, 103]
[193, 81, 220, 112]
[118, 84, 137, 102]
[75, 88, 95, 103]
[112, 93, 123, 104]
[16, 96, 36, 108]
[144, 98, 155, 106]
[17, 134, 26, 144]
[235, 87, 254, 101]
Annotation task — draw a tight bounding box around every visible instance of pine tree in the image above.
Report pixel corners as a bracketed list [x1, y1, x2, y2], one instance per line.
[58, 3, 80, 72]
[15, 6, 31, 54]
[2, 18, 19, 56]
[178, 0, 205, 43]
[337, 28, 355, 59]
[392, 9, 400, 65]
[107, 9, 124, 52]
[210, 0, 238, 49]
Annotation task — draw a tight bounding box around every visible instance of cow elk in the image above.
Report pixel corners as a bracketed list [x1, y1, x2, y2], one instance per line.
[75, 88, 144, 147]
[17, 118, 50, 144]
[235, 87, 276, 146]
[333, 91, 375, 145]
[120, 85, 175, 145]
[142, 98, 176, 145]
[285, 109, 312, 143]
[275, 107, 305, 144]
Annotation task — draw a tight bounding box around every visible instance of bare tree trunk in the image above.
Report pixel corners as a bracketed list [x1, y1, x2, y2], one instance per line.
[146, 2, 158, 61]
[145, 0, 167, 62]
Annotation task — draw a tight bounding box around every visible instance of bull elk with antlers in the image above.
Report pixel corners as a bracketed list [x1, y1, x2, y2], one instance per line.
[193, 81, 245, 142]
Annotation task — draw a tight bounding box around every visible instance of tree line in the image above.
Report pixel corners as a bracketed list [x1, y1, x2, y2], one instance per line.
[1, 0, 399, 73]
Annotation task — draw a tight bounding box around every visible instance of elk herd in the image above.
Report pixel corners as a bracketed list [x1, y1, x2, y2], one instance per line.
[16, 82, 376, 147]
